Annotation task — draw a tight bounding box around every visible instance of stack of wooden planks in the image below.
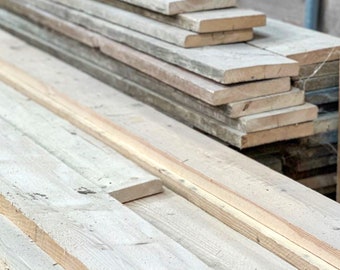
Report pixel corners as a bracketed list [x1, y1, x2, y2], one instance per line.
[0, 0, 321, 150]
[1, 28, 340, 269]
[243, 19, 340, 195]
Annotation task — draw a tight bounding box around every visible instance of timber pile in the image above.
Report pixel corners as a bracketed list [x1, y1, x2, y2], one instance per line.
[0, 1, 339, 195]
[0, 0, 321, 150]
[243, 19, 340, 196]
[1, 28, 340, 270]
[0, 1, 338, 195]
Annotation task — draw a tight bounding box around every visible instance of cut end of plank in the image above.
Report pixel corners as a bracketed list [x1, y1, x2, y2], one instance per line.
[184, 29, 254, 48]
[225, 62, 300, 84]
[110, 179, 164, 203]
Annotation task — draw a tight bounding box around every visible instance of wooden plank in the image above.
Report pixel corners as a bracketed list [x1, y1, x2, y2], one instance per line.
[293, 74, 339, 91]
[253, 155, 283, 173]
[0, 36, 339, 268]
[0, 215, 63, 270]
[249, 18, 340, 65]
[314, 112, 338, 134]
[0, 18, 313, 148]
[127, 188, 296, 270]
[0, 13, 316, 136]
[0, 5, 291, 106]
[0, 36, 313, 148]
[112, 0, 237, 15]
[239, 103, 318, 132]
[0, 118, 210, 270]
[0, 82, 162, 203]
[297, 60, 339, 79]
[300, 130, 338, 146]
[316, 186, 337, 196]
[225, 88, 305, 118]
[305, 87, 338, 105]
[284, 144, 337, 160]
[286, 155, 337, 173]
[298, 173, 337, 190]
[35, 0, 254, 48]
[98, 0, 266, 33]
[0, 0, 299, 84]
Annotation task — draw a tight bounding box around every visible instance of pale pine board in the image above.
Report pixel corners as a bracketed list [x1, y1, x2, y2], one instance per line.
[0, 118, 209, 270]
[70, 0, 266, 33]
[43, 0, 253, 48]
[14, 16, 312, 133]
[0, 1, 298, 84]
[0, 83, 162, 203]
[113, 0, 237, 15]
[0, 36, 338, 268]
[0, 23, 314, 147]
[0, 215, 64, 270]
[127, 189, 296, 270]
[0, 5, 291, 106]
[225, 88, 305, 118]
[249, 19, 340, 65]
[0, 60, 333, 269]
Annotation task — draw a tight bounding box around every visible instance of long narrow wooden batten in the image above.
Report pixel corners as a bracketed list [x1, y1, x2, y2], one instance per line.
[0, 57, 339, 269]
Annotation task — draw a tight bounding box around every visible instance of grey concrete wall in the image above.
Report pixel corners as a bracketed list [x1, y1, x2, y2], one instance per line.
[238, 0, 340, 37]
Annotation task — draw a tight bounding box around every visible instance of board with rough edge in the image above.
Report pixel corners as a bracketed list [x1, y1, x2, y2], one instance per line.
[61, 0, 266, 33]
[0, 118, 210, 270]
[38, 0, 253, 48]
[249, 18, 340, 65]
[0, 3, 291, 106]
[0, 29, 339, 268]
[113, 0, 237, 15]
[0, 0, 299, 84]
[0, 83, 163, 203]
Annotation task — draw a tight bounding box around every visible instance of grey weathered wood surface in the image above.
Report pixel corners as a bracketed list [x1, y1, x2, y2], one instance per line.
[0, 29, 339, 269]
[113, 0, 237, 15]
[0, 82, 163, 203]
[287, 155, 337, 173]
[305, 87, 338, 105]
[0, 1, 299, 84]
[0, 4, 291, 106]
[99, 0, 265, 33]
[0, 16, 317, 147]
[0, 118, 210, 270]
[293, 74, 339, 91]
[0, 215, 64, 270]
[225, 88, 305, 118]
[297, 60, 339, 79]
[249, 18, 340, 65]
[37, 0, 254, 48]
[127, 188, 297, 270]
[313, 112, 338, 134]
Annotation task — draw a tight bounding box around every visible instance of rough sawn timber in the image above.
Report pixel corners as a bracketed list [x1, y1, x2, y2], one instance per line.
[41, 0, 253, 48]
[0, 47, 339, 269]
[0, 117, 210, 270]
[0, 214, 63, 270]
[0, 0, 299, 84]
[0, 4, 291, 107]
[112, 0, 237, 15]
[98, 0, 266, 33]
[0, 82, 163, 203]
[249, 19, 340, 65]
